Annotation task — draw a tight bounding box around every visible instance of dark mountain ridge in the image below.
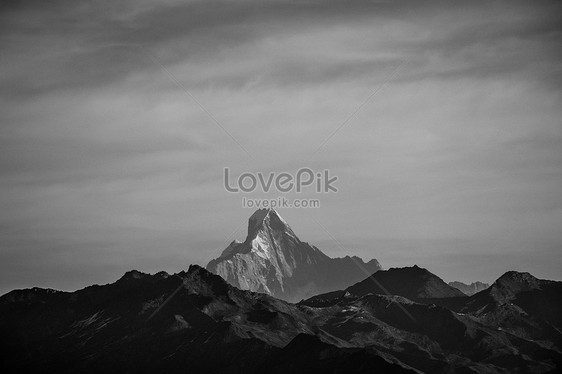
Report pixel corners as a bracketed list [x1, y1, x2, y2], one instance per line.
[2, 266, 560, 373]
[346, 265, 466, 299]
[303, 265, 466, 307]
[458, 271, 562, 346]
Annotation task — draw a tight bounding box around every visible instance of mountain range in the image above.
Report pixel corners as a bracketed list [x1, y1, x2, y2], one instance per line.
[2, 265, 560, 373]
[448, 281, 490, 296]
[1, 209, 560, 373]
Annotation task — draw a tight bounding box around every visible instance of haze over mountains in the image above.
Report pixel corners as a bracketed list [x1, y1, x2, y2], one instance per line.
[207, 209, 381, 302]
[448, 281, 490, 296]
[1, 208, 561, 373]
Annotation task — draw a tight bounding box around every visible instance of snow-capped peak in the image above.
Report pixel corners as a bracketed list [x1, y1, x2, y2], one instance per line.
[206, 209, 382, 302]
[247, 208, 294, 239]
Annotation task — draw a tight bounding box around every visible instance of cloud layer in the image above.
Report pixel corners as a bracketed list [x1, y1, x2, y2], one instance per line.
[1, 0, 561, 293]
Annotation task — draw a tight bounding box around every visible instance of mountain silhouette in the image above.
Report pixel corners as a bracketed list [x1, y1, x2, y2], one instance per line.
[2, 265, 560, 373]
[303, 265, 465, 307]
[448, 281, 489, 296]
[345, 265, 466, 299]
[459, 271, 562, 345]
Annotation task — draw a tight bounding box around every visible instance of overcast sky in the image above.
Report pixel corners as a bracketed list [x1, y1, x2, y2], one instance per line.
[1, 0, 561, 294]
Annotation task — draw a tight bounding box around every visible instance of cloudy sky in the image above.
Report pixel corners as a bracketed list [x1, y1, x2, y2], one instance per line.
[1, 0, 561, 294]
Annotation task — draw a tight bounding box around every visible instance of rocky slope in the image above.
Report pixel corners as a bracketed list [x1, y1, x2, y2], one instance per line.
[206, 208, 382, 302]
[346, 265, 467, 299]
[459, 271, 562, 346]
[304, 265, 466, 306]
[1, 266, 560, 373]
[448, 281, 489, 296]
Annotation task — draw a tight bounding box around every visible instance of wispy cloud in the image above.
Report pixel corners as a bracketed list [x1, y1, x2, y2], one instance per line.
[1, 0, 561, 293]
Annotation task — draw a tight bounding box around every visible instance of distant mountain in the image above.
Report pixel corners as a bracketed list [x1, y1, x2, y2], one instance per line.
[304, 265, 465, 305]
[462, 271, 560, 314]
[345, 265, 466, 299]
[303, 265, 467, 306]
[206, 208, 382, 302]
[448, 281, 489, 296]
[460, 271, 562, 344]
[2, 266, 560, 373]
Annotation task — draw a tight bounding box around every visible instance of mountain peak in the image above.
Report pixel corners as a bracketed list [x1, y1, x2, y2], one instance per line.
[120, 269, 148, 281]
[345, 266, 466, 299]
[491, 271, 542, 295]
[207, 209, 382, 301]
[187, 264, 206, 274]
[248, 207, 282, 223]
[461, 271, 561, 321]
[249, 208, 276, 223]
[496, 270, 537, 283]
[215, 209, 295, 261]
[247, 208, 293, 238]
[448, 281, 489, 296]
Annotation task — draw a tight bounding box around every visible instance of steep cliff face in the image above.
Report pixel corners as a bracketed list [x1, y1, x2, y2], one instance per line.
[207, 209, 381, 302]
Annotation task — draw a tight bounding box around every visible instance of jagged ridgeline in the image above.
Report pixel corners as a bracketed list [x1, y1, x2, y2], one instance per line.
[206, 208, 382, 302]
[2, 264, 561, 373]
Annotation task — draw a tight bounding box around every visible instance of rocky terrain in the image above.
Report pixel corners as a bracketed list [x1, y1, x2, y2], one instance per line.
[1, 264, 561, 373]
[207, 208, 381, 302]
[302, 265, 467, 307]
[346, 265, 467, 299]
[459, 271, 562, 347]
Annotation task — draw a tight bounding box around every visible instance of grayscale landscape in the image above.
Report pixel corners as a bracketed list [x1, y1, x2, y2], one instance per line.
[1, 1, 561, 373]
